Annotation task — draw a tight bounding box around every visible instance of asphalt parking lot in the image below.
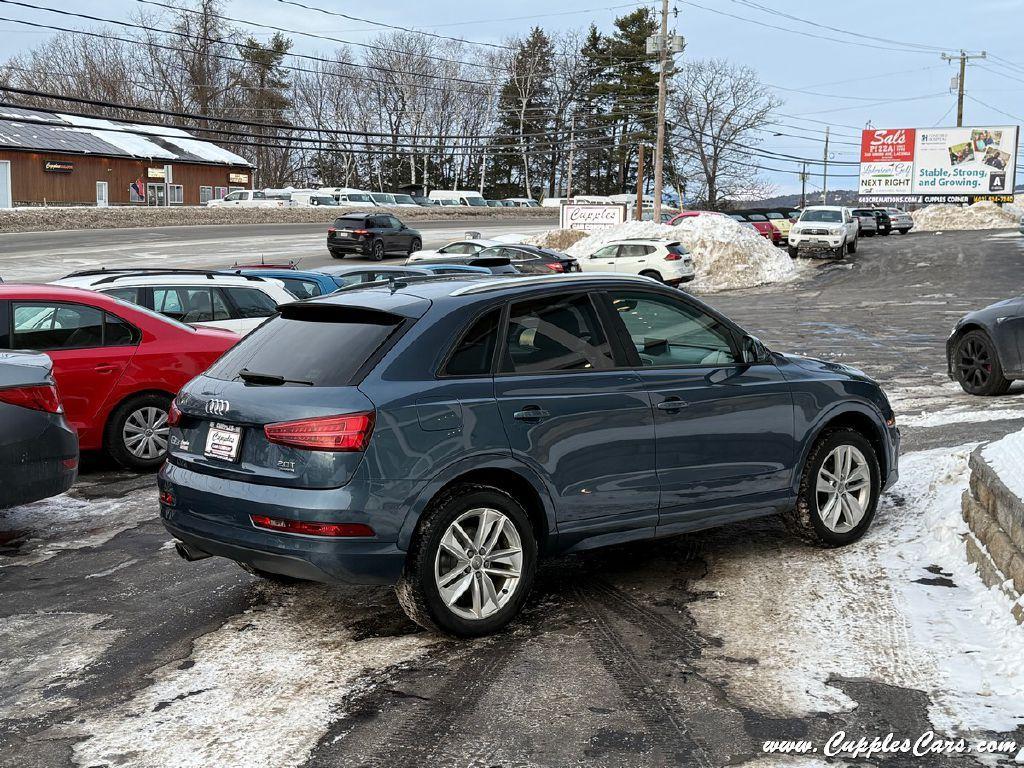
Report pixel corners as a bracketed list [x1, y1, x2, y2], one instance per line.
[3, 228, 1024, 768]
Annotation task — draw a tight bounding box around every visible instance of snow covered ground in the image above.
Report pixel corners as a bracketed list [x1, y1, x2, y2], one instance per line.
[693, 444, 1024, 737]
[981, 428, 1024, 503]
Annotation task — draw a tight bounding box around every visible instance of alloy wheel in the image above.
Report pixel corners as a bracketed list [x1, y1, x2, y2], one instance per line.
[958, 337, 992, 389]
[122, 406, 169, 460]
[434, 507, 523, 620]
[815, 445, 871, 534]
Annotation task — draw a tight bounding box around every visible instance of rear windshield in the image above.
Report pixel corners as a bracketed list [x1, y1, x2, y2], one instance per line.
[205, 312, 399, 386]
[334, 216, 367, 228]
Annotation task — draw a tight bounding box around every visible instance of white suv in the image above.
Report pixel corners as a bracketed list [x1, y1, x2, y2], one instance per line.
[52, 270, 295, 335]
[788, 206, 859, 258]
[579, 239, 695, 285]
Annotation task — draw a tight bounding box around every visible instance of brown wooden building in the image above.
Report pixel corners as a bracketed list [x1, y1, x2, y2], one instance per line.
[0, 106, 253, 208]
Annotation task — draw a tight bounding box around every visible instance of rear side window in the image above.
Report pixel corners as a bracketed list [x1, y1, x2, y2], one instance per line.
[205, 311, 399, 386]
[444, 308, 500, 376]
[502, 294, 613, 374]
[153, 287, 230, 323]
[224, 287, 279, 318]
[280, 278, 321, 299]
[104, 287, 141, 304]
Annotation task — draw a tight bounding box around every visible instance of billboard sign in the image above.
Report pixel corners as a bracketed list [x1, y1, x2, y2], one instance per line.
[859, 125, 1019, 201]
[559, 203, 627, 232]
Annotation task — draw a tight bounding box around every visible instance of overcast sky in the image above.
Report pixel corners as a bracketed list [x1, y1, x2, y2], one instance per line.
[1, 0, 1021, 195]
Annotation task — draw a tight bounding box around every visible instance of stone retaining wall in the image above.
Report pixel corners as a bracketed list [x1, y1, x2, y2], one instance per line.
[0, 205, 558, 234]
[962, 448, 1024, 623]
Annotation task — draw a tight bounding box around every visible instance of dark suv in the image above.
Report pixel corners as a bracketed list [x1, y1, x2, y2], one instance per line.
[161, 274, 899, 636]
[328, 213, 422, 261]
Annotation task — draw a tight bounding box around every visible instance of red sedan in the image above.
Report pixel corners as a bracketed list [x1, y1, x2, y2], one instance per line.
[729, 213, 782, 245]
[0, 285, 238, 469]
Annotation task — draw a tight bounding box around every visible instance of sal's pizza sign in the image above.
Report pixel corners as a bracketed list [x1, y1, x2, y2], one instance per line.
[860, 129, 916, 162]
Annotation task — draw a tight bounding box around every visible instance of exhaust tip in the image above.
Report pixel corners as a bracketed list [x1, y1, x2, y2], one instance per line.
[174, 540, 212, 562]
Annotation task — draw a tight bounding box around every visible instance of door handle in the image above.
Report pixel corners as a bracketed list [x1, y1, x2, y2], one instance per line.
[95, 364, 119, 373]
[656, 398, 687, 411]
[513, 407, 550, 421]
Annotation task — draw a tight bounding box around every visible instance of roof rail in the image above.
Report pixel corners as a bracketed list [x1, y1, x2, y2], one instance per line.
[448, 272, 655, 296]
[62, 268, 267, 285]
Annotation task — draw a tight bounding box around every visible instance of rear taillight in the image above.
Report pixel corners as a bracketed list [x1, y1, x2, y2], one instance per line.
[663, 253, 682, 261]
[545, 262, 565, 272]
[352, 229, 369, 236]
[0, 384, 62, 413]
[250, 515, 375, 537]
[264, 411, 375, 451]
[327, 226, 336, 234]
[167, 399, 182, 427]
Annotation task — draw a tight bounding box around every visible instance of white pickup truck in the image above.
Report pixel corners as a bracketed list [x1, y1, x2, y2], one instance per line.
[206, 190, 292, 208]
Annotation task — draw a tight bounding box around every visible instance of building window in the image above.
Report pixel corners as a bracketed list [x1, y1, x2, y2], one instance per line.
[169, 184, 184, 205]
[214, 186, 228, 200]
[199, 186, 213, 204]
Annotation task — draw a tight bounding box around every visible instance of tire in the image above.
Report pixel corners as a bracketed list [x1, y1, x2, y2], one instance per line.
[371, 239, 385, 261]
[847, 236, 857, 254]
[782, 428, 880, 547]
[104, 392, 172, 470]
[395, 484, 538, 637]
[898, 229, 910, 235]
[237, 562, 308, 585]
[788, 245, 799, 258]
[834, 239, 846, 259]
[881, 229, 891, 236]
[865, 231, 876, 237]
[952, 330, 1012, 396]
[639, 270, 664, 283]
[407, 237, 422, 255]
[329, 248, 345, 260]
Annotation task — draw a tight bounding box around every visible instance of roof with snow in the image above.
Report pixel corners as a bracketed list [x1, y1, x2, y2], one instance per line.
[0, 106, 252, 167]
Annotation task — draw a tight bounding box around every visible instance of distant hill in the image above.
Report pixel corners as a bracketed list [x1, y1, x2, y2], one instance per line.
[743, 189, 859, 208]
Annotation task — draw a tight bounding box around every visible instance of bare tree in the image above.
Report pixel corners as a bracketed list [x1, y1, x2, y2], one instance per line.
[669, 58, 781, 209]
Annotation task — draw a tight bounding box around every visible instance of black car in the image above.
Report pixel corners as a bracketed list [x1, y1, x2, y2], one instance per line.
[870, 209, 892, 235]
[475, 245, 581, 274]
[0, 351, 78, 510]
[948, 299, 1024, 395]
[328, 213, 422, 261]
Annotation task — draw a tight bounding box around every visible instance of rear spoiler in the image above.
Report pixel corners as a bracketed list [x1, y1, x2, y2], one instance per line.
[278, 302, 403, 325]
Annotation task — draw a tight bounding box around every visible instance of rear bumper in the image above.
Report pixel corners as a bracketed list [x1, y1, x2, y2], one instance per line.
[0, 417, 78, 510]
[158, 462, 407, 585]
[327, 238, 371, 254]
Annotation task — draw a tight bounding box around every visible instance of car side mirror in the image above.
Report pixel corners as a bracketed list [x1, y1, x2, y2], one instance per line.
[742, 335, 771, 364]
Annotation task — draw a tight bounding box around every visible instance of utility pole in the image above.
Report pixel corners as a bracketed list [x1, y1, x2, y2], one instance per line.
[800, 162, 807, 209]
[647, 5, 684, 221]
[821, 127, 830, 205]
[566, 115, 576, 199]
[942, 50, 987, 126]
[635, 144, 645, 221]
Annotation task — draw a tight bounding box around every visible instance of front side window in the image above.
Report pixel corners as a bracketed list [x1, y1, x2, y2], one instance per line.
[12, 302, 104, 350]
[502, 294, 613, 374]
[224, 191, 241, 202]
[224, 287, 280, 318]
[606, 291, 738, 367]
[441, 243, 475, 255]
[386, 216, 403, 229]
[444, 308, 500, 376]
[591, 245, 620, 259]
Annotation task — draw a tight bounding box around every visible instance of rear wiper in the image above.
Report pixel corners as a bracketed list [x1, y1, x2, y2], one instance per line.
[238, 369, 314, 386]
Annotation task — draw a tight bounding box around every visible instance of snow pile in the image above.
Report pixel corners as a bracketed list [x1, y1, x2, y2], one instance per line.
[555, 216, 797, 291]
[911, 201, 1019, 231]
[982, 427, 1024, 502]
[523, 228, 589, 251]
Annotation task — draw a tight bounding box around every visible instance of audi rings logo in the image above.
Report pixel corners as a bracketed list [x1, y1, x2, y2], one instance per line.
[205, 399, 230, 417]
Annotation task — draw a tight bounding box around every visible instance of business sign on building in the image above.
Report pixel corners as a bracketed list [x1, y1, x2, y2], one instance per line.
[859, 125, 1019, 202]
[43, 160, 74, 173]
[147, 167, 166, 179]
[559, 203, 627, 232]
[228, 172, 249, 184]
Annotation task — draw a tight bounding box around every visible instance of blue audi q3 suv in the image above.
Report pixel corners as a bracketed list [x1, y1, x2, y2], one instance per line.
[159, 273, 899, 636]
